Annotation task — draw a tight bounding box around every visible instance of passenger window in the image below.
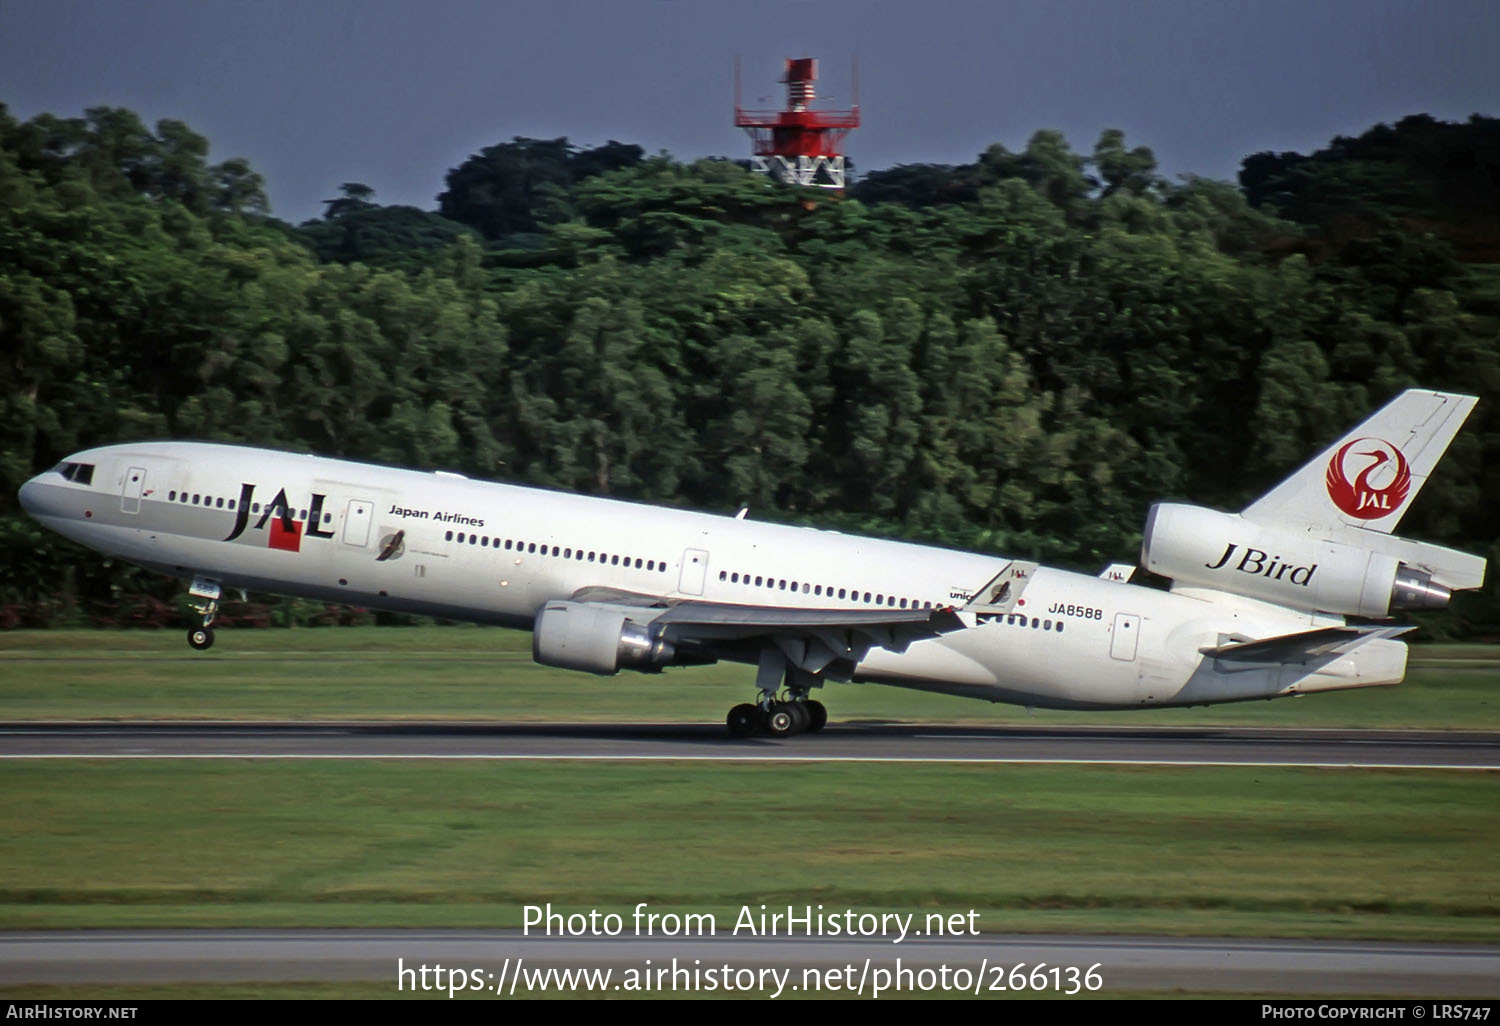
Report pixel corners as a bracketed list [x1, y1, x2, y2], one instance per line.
[1056, 622, 1064, 633]
[529, 543, 537, 554]
[470, 535, 477, 545]
[216, 498, 224, 508]
[169, 491, 177, 501]
[1032, 617, 1039, 628]
[457, 533, 465, 543]
[445, 531, 453, 541]
[611, 554, 619, 565]
[1044, 619, 1052, 630]
[192, 494, 200, 504]
[838, 588, 846, 599]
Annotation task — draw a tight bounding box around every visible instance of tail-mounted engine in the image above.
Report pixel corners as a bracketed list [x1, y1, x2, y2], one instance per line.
[1141, 503, 1473, 618]
[532, 600, 676, 674]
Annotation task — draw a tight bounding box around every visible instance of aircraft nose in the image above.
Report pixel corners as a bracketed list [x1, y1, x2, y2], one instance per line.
[17, 474, 43, 516]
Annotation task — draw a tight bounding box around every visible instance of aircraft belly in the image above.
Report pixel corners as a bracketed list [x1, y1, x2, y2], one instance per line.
[854, 638, 996, 688]
[854, 620, 1149, 708]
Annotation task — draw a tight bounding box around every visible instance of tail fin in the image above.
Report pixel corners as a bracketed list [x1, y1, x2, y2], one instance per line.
[1243, 389, 1477, 534]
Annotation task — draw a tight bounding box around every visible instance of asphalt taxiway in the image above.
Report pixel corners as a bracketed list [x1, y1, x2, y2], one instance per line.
[0, 721, 1497, 768]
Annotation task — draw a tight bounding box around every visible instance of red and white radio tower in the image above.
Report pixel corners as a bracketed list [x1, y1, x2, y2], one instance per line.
[735, 56, 859, 190]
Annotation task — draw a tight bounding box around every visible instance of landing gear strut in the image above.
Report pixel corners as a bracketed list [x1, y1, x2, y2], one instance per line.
[186, 577, 221, 652]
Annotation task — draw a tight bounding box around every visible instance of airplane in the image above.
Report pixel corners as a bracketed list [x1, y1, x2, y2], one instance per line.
[16, 388, 1487, 737]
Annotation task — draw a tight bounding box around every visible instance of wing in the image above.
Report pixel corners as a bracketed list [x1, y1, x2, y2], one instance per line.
[563, 586, 965, 680]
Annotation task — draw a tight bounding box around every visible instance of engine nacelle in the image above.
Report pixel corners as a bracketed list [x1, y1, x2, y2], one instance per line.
[1141, 503, 1451, 618]
[532, 600, 676, 675]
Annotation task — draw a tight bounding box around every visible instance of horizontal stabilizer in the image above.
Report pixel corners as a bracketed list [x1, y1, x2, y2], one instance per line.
[1200, 624, 1415, 665]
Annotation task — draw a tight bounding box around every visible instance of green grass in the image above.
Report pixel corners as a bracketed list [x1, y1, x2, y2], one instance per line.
[1, 627, 1499, 728]
[1, 760, 1496, 941]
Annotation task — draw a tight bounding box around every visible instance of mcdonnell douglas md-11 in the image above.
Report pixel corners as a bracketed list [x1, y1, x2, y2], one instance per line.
[17, 389, 1487, 736]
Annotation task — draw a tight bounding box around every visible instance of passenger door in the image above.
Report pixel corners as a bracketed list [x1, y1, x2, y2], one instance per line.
[678, 548, 709, 596]
[120, 466, 147, 515]
[1109, 612, 1140, 661]
[343, 498, 374, 547]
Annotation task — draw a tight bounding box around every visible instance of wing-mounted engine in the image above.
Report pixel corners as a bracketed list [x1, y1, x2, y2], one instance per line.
[533, 601, 676, 674]
[1141, 503, 1484, 618]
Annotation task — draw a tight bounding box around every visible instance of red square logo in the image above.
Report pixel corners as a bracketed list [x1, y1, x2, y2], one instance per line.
[268, 517, 302, 552]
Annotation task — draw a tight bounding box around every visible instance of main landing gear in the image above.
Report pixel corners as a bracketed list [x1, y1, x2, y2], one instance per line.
[726, 697, 828, 738]
[726, 644, 835, 737]
[186, 577, 221, 651]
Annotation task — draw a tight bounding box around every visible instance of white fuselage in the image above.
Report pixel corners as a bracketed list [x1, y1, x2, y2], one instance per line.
[19, 442, 1410, 709]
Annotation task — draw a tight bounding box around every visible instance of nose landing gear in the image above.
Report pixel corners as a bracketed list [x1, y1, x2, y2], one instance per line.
[186, 577, 221, 651]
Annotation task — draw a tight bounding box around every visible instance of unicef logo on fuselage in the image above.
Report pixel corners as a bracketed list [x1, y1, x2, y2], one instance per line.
[1324, 437, 1411, 519]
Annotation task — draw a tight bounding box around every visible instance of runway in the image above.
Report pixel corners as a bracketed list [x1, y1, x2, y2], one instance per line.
[2, 929, 1497, 995]
[1, 721, 1498, 768]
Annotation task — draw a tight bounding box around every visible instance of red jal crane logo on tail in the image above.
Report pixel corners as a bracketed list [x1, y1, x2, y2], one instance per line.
[1325, 437, 1411, 519]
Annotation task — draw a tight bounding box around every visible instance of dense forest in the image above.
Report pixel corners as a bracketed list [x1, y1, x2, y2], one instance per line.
[2, 105, 1497, 634]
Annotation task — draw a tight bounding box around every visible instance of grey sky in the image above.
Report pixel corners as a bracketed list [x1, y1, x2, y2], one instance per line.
[2, 0, 1496, 223]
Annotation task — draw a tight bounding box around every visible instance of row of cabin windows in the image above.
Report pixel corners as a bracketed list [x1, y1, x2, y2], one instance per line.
[1003, 613, 1063, 632]
[717, 569, 935, 610]
[444, 530, 668, 572]
[166, 490, 331, 524]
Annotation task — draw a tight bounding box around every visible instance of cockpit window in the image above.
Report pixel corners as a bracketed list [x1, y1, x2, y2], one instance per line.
[53, 462, 95, 485]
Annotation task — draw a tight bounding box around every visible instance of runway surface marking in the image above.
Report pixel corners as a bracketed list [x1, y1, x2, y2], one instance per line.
[1, 754, 1497, 769]
[2, 723, 1496, 769]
